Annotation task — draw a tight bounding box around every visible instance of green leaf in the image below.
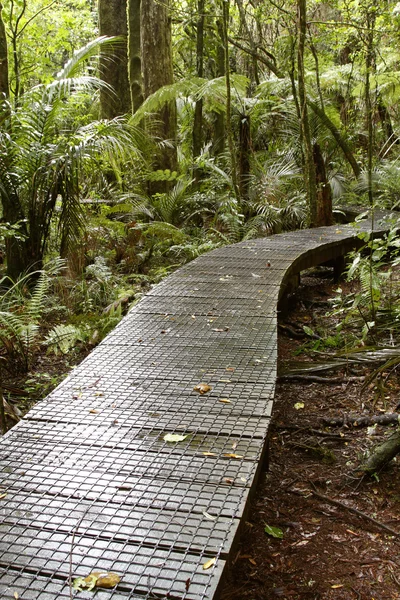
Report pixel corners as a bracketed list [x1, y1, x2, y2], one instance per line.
[163, 433, 188, 443]
[303, 325, 315, 337]
[264, 524, 284, 539]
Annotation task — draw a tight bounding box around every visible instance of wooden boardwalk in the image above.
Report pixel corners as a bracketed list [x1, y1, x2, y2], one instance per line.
[0, 216, 391, 599]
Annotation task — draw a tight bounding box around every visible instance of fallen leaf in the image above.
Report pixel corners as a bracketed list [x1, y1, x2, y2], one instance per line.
[193, 383, 212, 395]
[203, 557, 216, 570]
[163, 433, 188, 443]
[251, 273, 261, 278]
[331, 584, 344, 589]
[185, 578, 191, 592]
[219, 398, 231, 404]
[0, 493, 7, 500]
[13, 593, 18, 599]
[94, 392, 103, 397]
[224, 453, 244, 459]
[89, 409, 99, 414]
[203, 452, 216, 456]
[264, 524, 284, 539]
[95, 573, 121, 589]
[226, 367, 235, 372]
[225, 478, 234, 484]
[73, 572, 121, 592]
[212, 327, 229, 332]
[219, 379, 231, 383]
[248, 558, 257, 566]
[203, 511, 217, 521]
[294, 402, 304, 410]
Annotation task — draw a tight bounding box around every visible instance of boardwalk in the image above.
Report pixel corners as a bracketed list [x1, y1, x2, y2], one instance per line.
[0, 216, 390, 599]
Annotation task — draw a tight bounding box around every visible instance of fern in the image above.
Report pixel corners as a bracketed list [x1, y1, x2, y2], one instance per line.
[44, 324, 85, 355]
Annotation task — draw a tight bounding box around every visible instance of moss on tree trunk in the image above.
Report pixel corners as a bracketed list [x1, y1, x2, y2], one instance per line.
[99, 0, 131, 118]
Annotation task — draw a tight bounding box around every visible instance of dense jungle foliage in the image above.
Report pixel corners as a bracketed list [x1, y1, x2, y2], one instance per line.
[1, 0, 400, 397]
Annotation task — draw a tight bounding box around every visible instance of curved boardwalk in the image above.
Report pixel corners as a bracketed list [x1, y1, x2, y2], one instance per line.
[0, 216, 390, 599]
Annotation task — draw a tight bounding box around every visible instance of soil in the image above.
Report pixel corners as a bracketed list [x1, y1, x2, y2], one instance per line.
[221, 272, 400, 600]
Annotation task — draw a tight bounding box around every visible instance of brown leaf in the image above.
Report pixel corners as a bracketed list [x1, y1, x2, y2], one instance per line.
[224, 453, 244, 459]
[89, 409, 99, 414]
[219, 398, 231, 404]
[95, 572, 121, 589]
[193, 383, 212, 395]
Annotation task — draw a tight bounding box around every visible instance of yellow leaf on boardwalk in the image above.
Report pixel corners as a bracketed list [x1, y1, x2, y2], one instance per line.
[203, 557, 216, 570]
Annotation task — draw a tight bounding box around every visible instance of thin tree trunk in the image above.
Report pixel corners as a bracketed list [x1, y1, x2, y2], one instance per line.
[193, 0, 205, 161]
[221, 0, 240, 201]
[127, 0, 143, 113]
[239, 113, 251, 199]
[141, 0, 177, 178]
[297, 0, 317, 225]
[99, 0, 131, 118]
[213, 19, 226, 155]
[313, 142, 333, 226]
[0, 3, 9, 100]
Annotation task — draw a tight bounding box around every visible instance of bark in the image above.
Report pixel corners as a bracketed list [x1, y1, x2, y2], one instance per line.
[297, 0, 318, 226]
[0, 2, 9, 100]
[213, 19, 225, 155]
[361, 429, 400, 474]
[99, 0, 131, 118]
[322, 413, 400, 428]
[127, 0, 143, 113]
[141, 0, 177, 175]
[221, 0, 240, 201]
[239, 113, 251, 199]
[313, 142, 333, 226]
[193, 0, 205, 161]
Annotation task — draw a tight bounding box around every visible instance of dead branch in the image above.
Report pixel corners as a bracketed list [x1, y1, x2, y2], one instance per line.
[322, 413, 399, 428]
[289, 485, 400, 539]
[278, 374, 363, 384]
[360, 429, 400, 474]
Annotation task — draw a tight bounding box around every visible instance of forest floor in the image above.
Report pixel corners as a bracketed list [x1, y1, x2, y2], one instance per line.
[221, 272, 400, 600]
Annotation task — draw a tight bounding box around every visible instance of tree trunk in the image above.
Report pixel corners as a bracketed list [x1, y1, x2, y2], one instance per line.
[213, 19, 226, 156]
[193, 0, 205, 160]
[313, 142, 333, 226]
[297, 0, 318, 226]
[239, 114, 251, 200]
[141, 0, 177, 176]
[127, 0, 143, 113]
[0, 3, 9, 100]
[99, 0, 131, 118]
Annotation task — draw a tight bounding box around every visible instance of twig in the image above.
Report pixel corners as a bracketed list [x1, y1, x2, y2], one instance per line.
[69, 510, 89, 599]
[273, 424, 348, 441]
[307, 483, 400, 539]
[278, 374, 363, 384]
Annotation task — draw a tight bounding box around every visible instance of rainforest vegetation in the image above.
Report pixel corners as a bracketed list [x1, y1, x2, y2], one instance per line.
[2, 0, 400, 401]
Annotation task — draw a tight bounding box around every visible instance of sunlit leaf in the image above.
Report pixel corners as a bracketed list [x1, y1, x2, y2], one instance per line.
[163, 433, 188, 443]
[202, 557, 216, 570]
[224, 453, 244, 459]
[294, 402, 304, 410]
[264, 524, 284, 539]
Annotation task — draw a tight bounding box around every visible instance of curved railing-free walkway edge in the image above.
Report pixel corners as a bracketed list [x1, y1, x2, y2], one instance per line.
[0, 215, 392, 600]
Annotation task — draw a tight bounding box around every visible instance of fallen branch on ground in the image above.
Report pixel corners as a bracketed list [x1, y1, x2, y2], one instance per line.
[322, 413, 399, 428]
[360, 429, 400, 474]
[289, 485, 400, 539]
[279, 374, 363, 384]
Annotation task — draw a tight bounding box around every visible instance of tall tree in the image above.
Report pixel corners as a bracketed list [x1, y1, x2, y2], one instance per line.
[0, 3, 9, 100]
[141, 0, 177, 173]
[127, 0, 143, 112]
[193, 0, 205, 161]
[99, 0, 131, 118]
[297, 0, 318, 225]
